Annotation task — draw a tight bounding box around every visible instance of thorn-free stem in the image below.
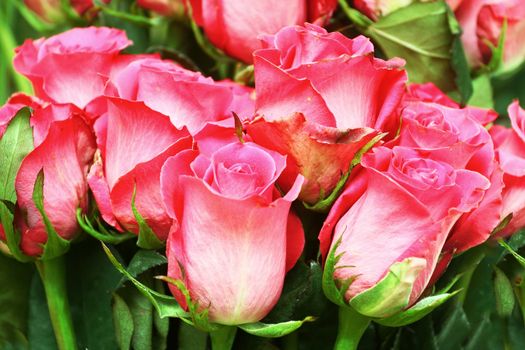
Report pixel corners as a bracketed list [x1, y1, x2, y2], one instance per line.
[209, 326, 237, 350]
[36, 256, 78, 350]
[334, 306, 370, 350]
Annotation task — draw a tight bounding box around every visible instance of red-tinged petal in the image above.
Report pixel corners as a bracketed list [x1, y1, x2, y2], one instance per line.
[509, 100, 525, 143]
[103, 98, 190, 188]
[498, 174, 525, 237]
[445, 164, 504, 252]
[136, 69, 233, 134]
[254, 54, 337, 127]
[247, 113, 377, 203]
[308, 0, 338, 23]
[193, 122, 239, 158]
[285, 211, 304, 272]
[297, 55, 407, 132]
[110, 137, 192, 240]
[15, 117, 96, 256]
[160, 150, 200, 221]
[318, 166, 368, 259]
[87, 153, 122, 231]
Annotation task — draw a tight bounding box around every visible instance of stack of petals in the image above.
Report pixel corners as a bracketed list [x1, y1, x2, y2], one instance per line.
[2, 17, 525, 329]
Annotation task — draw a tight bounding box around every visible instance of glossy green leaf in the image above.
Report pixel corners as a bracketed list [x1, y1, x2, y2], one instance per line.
[238, 316, 315, 338]
[112, 294, 134, 350]
[366, 1, 472, 99]
[0, 107, 33, 203]
[493, 267, 515, 318]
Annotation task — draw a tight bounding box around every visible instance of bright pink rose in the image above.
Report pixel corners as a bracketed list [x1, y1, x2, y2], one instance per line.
[319, 146, 489, 317]
[105, 57, 254, 134]
[14, 27, 131, 108]
[87, 98, 191, 241]
[161, 137, 304, 324]
[0, 93, 44, 136]
[393, 97, 502, 255]
[0, 101, 96, 257]
[490, 101, 525, 237]
[137, 0, 184, 16]
[188, 0, 337, 62]
[455, 0, 525, 69]
[247, 24, 407, 204]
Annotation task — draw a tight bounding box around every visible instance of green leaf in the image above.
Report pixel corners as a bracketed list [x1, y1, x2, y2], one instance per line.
[493, 267, 515, 318]
[0, 253, 33, 347]
[238, 316, 315, 338]
[366, 1, 472, 99]
[131, 187, 164, 250]
[435, 306, 471, 349]
[101, 243, 188, 320]
[178, 322, 207, 350]
[76, 208, 135, 245]
[376, 291, 459, 327]
[32, 171, 70, 260]
[499, 239, 525, 269]
[468, 74, 494, 109]
[112, 294, 134, 350]
[448, 5, 473, 104]
[305, 133, 386, 213]
[0, 107, 33, 203]
[126, 250, 167, 281]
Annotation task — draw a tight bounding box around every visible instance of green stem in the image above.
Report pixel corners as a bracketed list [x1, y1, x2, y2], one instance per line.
[209, 326, 237, 350]
[334, 306, 370, 350]
[36, 257, 78, 350]
[455, 249, 486, 305]
[0, 13, 33, 95]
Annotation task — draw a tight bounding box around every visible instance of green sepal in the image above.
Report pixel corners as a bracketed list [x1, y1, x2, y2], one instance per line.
[32, 171, 71, 260]
[238, 316, 316, 338]
[0, 107, 33, 203]
[157, 275, 218, 332]
[93, 0, 161, 26]
[349, 258, 425, 318]
[338, 0, 373, 30]
[131, 186, 164, 250]
[479, 19, 507, 75]
[321, 235, 353, 307]
[101, 243, 189, 320]
[0, 200, 32, 262]
[376, 290, 460, 327]
[76, 208, 135, 245]
[305, 133, 386, 213]
[491, 213, 513, 236]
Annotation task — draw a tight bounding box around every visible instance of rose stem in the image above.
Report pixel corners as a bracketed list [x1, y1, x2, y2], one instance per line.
[333, 306, 370, 350]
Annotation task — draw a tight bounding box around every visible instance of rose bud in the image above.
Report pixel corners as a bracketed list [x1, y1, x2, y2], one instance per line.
[137, 0, 184, 16]
[0, 100, 96, 257]
[14, 27, 132, 109]
[23, 0, 109, 23]
[87, 98, 191, 243]
[319, 146, 489, 317]
[354, 0, 463, 20]
[161, 137, 304, 324]
[490, 101, 525, 237]
[393, 92, 502, 256]
[105, 57, 254, 134]
[187, 0, 337, 62]
[246, 24, 406, 204]
[455, 0, 525, 70]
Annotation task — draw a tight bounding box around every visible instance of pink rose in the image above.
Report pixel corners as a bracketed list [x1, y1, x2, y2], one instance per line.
[319, 146, 489, 317]
[490, 101, 525, 237]
[393, 96, 502, 255]
[355, 0, 463, 20]
[161, 137, 304, 324]
[247, 24, 407, 204]
[105, 57, 254, 134]
[14, 27, 132, 108]
[188, 0, 337, 62]
[87, 98, 191, 241]
[0, 101, 96, 257]
[455, 0, 525, 69]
